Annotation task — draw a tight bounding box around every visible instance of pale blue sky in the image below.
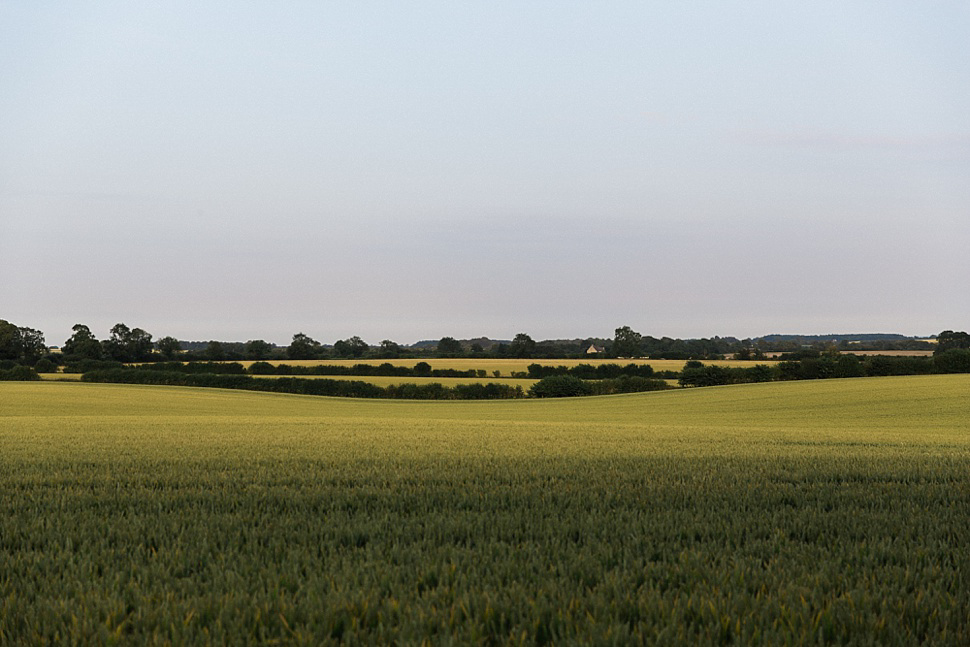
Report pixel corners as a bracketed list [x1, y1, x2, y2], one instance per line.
[2, 2, 968, 345]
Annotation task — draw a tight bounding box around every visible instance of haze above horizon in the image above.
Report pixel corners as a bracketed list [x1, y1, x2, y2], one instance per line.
[2, 2, 968, 346]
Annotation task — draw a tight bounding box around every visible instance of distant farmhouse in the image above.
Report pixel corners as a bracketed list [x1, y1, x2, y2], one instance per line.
[585, 344, 606, 355]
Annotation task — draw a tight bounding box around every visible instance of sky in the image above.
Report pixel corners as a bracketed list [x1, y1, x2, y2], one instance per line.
[2, 2, 968, 346]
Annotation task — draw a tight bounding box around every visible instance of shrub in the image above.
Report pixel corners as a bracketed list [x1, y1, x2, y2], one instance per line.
[413, 362, 432, 377]
[248, 361, 276, 375]
[934, 349, 970, 374]
[33, 358, 56, 373]
[679, 365, 732, 387]
[529, 375, 592, 398]
[834, 355, 865, 378]
[863, 356, 934, 377]
[453, 383, 525, 400]
[590, 376, 669, 395]
[745, 364, 777, 382]
[63, 359, 124, 373]
[0, 365, 41, 381]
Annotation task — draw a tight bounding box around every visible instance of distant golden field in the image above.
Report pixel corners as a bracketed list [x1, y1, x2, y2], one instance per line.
[232, 357, 777, 375]
[251, 374, 539, 388]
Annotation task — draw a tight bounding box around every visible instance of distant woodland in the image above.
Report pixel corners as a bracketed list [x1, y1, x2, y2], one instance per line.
[0, 319, 951, 368]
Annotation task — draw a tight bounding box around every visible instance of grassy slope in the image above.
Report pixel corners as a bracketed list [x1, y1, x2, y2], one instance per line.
[6, 374, 967, 442]
[2, 376, 969, 644]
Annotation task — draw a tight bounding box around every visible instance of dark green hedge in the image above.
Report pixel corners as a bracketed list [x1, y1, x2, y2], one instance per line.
[0, 366, 41, 381]
[80, 369, 524, 400]
[679, 351, 970, 387]
[529, 375, 670, 398]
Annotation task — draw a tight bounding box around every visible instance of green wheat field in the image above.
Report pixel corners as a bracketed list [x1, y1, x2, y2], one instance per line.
[2, 376, 969, 644]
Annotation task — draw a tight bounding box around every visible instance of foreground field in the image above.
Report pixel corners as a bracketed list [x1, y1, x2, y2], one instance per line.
[2, 377, 969, 644]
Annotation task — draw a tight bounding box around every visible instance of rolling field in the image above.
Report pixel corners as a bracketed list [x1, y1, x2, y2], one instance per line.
[2, 376, 969, 644]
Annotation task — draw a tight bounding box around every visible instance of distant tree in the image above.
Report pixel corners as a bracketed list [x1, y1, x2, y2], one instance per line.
[508, 333, 536, 359]
[378, 339, 404, 359]
[101, 323, 130, 361]
[469, 342, 485, 355]
[0, 320, 21, 361]
[333, 336, 368, 358]
[103, 323, 153, 362]
[156, 336, 183, 360]
[16, 326, 46, 364]
[936, 330, 970, 354]
[63, 324, 103, 360]
[244, 339, 273, 360]
[204, 341, 226, 361]
[287, 333, 321, 360]
[612, 326, 643, 358]
[0, 320, 46, 364]
[436, 336, 463, 357]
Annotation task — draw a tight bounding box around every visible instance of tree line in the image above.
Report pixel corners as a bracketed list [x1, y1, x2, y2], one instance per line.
[1, 317, 966, 372]
[678, 351, 970, 387]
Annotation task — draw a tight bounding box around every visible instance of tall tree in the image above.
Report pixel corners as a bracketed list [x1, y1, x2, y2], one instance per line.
[936, 330, 970, 353]
[612, 325, 643, 358]
[0, 320, 46, 363]
[287, 333, 321, 360]
[103, 323, 154, 362]
[244, 339, 273, 360]
[378, 339, 404, 358]
[18, 327, 46, 364]
[63, 324, 103, 360]
[333, 336, 368, 358]
[156, 336, 183, 360]
[436, 337, 463, 357]
[0, 320, 22, 361]
[509, 333, 536, 359]
[204, 341, 226, 361]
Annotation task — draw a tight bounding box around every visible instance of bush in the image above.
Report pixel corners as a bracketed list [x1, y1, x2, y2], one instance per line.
[834, 355, 865, 378]
[934, 349, 970, 374]
[63, 359, 124, 373]
[863, 356, 934, 377]
[570, 364, 598, 379]
[453, 383, 525, 400]
[776, 361, 805, 381]
[33, 358, 57, 373]
[248, 361, 276, 375]
[0, 365, 41, 381]
[679, 365, 732, 387]
[745, 364, 777, 382]
[590, 376, 669, 395]
[413, 362, 432, 377]
[529, 375, 592, 398]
